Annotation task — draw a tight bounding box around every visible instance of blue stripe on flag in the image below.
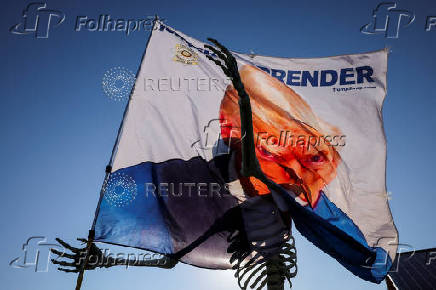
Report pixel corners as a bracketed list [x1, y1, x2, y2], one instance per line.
[94, 162, 173, 254]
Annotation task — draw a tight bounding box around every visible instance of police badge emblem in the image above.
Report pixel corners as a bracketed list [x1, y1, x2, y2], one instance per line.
[173, 44, 198, 65]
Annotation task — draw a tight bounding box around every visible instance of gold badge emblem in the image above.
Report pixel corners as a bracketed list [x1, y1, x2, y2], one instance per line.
[173, 44, 198, 65]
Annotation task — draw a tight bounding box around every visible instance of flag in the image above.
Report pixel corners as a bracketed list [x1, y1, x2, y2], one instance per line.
[387, 248, 436, 289]
[94, 20, 398, 282]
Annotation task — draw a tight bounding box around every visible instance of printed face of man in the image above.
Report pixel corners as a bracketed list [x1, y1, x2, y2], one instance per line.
[219, 65, 341, 207]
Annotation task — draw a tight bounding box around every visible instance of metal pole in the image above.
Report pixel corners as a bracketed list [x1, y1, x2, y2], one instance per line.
[74, 167, 111, 290]
[74, 230, 95, 290]
[74, 15, 160, 290]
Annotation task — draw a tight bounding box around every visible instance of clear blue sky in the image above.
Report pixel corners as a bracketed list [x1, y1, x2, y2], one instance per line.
[1, 0, 435, 289]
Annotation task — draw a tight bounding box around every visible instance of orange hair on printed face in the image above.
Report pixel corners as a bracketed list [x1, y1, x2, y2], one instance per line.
[219, 65, 342, 207]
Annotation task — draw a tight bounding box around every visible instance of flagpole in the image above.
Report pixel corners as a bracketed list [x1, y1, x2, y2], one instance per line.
[74, 15, 160, 290]
[74, 166, 111, 290]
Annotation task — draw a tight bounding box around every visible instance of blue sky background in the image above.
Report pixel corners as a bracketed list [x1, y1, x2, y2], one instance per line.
[1, 0, 435, 289]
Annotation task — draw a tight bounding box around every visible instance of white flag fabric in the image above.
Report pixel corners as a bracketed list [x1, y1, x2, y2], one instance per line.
[95, 20, 398, 283]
